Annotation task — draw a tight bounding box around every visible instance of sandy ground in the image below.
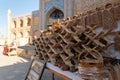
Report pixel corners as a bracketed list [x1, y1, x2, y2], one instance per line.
[0, 46, 63, 80]
[0, 46, 30, 80]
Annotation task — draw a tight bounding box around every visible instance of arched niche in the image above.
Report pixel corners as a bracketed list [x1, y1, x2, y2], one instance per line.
[27, 18, 31, 26]
[19, 32, 23, 38]
[46, 7, 64, 28]
[13, 21, 17, 28]
[20, 19, 23, 27]
[49, 9, 64, 19]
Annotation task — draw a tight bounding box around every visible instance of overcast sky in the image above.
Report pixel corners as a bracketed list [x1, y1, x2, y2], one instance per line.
[0, 0, 39, 37]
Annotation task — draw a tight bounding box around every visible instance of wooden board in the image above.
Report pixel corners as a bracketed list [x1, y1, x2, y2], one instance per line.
[24, 58, 46, 80]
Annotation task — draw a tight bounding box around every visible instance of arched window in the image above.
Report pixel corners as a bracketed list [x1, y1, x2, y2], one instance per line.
[14, 21, 16, 28]
[50, 9, 64, 19]
[20, 19, 23, 27]
[27, 18, 31, 26]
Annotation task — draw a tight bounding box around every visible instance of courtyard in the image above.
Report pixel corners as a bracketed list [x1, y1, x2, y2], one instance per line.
[0, 46, 63, 80]
[0, 46, 30, 80]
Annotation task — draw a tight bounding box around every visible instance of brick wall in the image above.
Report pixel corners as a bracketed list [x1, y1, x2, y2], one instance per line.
[74, 0, 120, 14]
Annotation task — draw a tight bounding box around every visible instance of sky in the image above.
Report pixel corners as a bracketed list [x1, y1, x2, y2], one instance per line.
[0, 0, 39, 37]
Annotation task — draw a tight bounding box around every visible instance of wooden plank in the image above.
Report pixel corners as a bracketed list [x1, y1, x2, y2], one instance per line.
[24, 57, 46, 80]
[47, 67, 72, 80]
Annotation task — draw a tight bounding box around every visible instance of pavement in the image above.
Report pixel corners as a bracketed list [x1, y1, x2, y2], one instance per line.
[0, 46, 30, 80]
[0, 46, 63, 80]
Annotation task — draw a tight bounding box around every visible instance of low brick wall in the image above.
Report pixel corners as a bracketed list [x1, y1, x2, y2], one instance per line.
[16, 48, 35, 59]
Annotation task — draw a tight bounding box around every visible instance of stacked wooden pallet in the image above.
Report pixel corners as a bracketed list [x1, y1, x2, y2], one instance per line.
[33, 24, 113, 79]
[33, 2, 120, 80]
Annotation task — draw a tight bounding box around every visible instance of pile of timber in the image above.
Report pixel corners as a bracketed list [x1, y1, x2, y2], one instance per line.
[33, 2, 120, 80]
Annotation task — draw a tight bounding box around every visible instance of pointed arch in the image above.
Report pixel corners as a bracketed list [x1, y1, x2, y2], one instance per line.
[45, 6, 64, 28]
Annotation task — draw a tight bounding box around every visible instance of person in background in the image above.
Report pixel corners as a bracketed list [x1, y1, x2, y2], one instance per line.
[3, 42, 9, 55]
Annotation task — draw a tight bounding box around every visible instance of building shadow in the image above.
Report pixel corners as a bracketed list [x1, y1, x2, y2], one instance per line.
[0, 60, 63, 80]
[0, 61, 30, 80]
